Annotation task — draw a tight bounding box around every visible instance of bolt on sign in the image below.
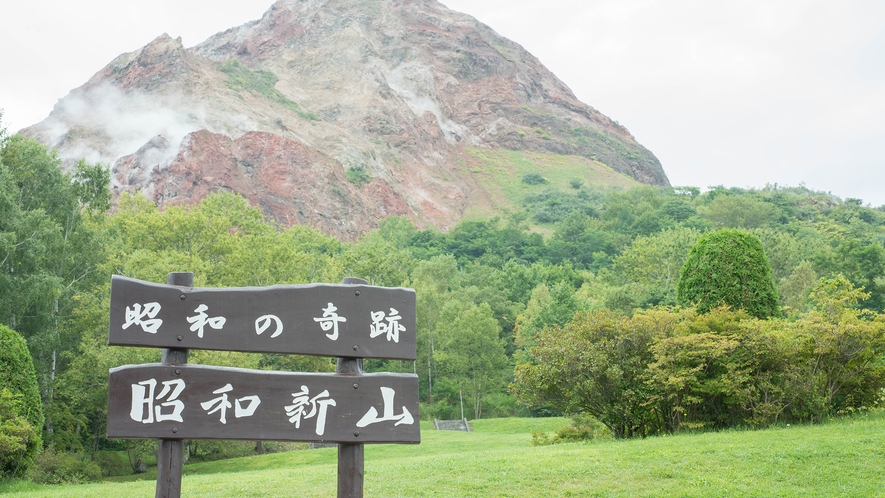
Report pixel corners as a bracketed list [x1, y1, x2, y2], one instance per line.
[107, 274, 420, 493]
[109, 275, 416, 360]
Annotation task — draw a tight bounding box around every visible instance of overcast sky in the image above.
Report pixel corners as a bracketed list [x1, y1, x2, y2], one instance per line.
[2, 0, 884, 205]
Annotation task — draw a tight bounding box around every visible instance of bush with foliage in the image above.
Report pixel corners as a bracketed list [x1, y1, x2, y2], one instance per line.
[521, 172, 547, 185]
[0, 390, 38, 478]
[677, 229, 780, 318]
[530, 412, 611, 446]
[26, 447, 101, 484]
[797, 276, 885, 417]
[0, 325, 43, 477]
[514, 285, 885, 437]
[345, 166, 371, 186]
[512, 309, 663, 438]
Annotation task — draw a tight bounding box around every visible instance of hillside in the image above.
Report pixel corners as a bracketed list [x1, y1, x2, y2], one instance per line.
[21, 0, 667, 239]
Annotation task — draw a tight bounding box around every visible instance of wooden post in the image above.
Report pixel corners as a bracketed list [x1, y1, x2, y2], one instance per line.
[338, 277, 367, 498]
[156, 272, 193, 498]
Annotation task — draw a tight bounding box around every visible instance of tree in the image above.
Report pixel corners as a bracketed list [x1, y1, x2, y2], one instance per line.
[548, 212, 614, 269]
[0, 325, 43, 476]
[778, 261, 819, 314]
[337, 237, 414, 287]
[410, 255, 462, 403]
[798, 275, 885, 416]
[514, 282, 579, 354]
[703, 194, 780, 229]
[677, 229, 780, 319]
[433, 301, 508, 419]
[0, 134, 108, 444]
[513, 309, 664, 438]
[611, 227, 702, 298]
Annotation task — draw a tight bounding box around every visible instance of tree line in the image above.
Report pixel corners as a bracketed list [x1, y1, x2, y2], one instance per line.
[2, 124, 885, 480]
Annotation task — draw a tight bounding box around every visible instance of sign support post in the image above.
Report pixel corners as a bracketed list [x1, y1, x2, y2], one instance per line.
[336, 357, 364, 497]
[338, 277, 366, 498]
[156, 272, 192, 498]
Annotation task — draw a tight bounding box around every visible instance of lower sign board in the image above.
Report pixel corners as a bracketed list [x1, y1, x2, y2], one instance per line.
[108, 364, 420, 444]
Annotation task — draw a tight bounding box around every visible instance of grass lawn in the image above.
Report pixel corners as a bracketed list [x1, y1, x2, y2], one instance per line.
[3, 413, 884, 497]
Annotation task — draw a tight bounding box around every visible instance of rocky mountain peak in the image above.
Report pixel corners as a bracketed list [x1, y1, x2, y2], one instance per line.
[22, 0, 669, 240]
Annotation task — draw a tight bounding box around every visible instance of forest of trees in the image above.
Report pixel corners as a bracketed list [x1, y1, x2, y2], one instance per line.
[2, 122, 885, 480]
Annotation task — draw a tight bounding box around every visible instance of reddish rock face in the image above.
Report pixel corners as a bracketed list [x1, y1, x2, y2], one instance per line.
[23, 0, 668, 239]
[117, 130, 411, 240]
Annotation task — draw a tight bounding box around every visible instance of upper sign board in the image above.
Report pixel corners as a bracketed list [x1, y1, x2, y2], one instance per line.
[108, 275, 417, 360]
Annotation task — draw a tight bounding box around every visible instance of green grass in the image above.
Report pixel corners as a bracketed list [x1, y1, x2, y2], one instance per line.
[4, 414, 885, 497]
[459, 148, 638, 222]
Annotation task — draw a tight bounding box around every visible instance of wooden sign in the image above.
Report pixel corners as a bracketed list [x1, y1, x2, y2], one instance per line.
[108, 275, 417, 360]
[108, 364, 420, 444]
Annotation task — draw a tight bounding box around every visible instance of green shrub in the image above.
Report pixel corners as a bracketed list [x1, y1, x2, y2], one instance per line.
[26, 448, 101, 484]
[530, 414, 608, 446]
[513, 309, 660, 438]
[530, 429, 552, 446]
[480, 393, 531, 418]
[419, 399, 459, 421]
[187, 440, 257, 462]
[0, 390, 38, 478]
[677, 229, 779, 318]
[346, 166, 371, 187]
[516, 303, 885, 437]
[0, 325, 43, 477]
[569, 179, 583, 189]
[551, 425, 595, 443]
[521, 173, 547, 185]
[92, 451, 132, 477]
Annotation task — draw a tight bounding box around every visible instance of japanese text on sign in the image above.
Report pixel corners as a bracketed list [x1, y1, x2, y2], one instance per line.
[108, 276, 417, 360]
[108, 364, 420, 444]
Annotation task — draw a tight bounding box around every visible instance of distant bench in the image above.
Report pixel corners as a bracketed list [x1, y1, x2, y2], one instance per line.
[433, 418, 472, 432]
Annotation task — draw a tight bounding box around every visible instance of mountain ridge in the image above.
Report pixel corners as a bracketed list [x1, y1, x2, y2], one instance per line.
[22, 0, 668, 239]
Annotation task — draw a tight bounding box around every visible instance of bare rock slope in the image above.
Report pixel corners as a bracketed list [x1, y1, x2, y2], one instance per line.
[24, 0, 668, 239]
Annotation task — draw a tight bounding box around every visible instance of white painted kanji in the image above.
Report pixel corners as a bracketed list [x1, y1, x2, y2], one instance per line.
[370, 308, 405, 343]
[122, 302, 163, 333]
[356, 387, 414, 427]
[130, 378, 185, 424]
[285, 385, 337, 435]
[313, 303, 346, 341]
[187, 304, 226, 338]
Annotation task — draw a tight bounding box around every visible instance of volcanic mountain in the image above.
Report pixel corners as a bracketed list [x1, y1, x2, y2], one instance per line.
[23, 0, 669, 239]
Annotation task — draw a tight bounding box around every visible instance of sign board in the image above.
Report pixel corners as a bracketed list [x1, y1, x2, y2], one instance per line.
[108, 364, 420, 444]
[108, 275, 417, 360]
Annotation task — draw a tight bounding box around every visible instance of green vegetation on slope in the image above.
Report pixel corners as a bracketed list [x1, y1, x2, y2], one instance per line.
[3, 414, 884, 497]
[220, 59, 318, 121]
[460, 148, 639, 222]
